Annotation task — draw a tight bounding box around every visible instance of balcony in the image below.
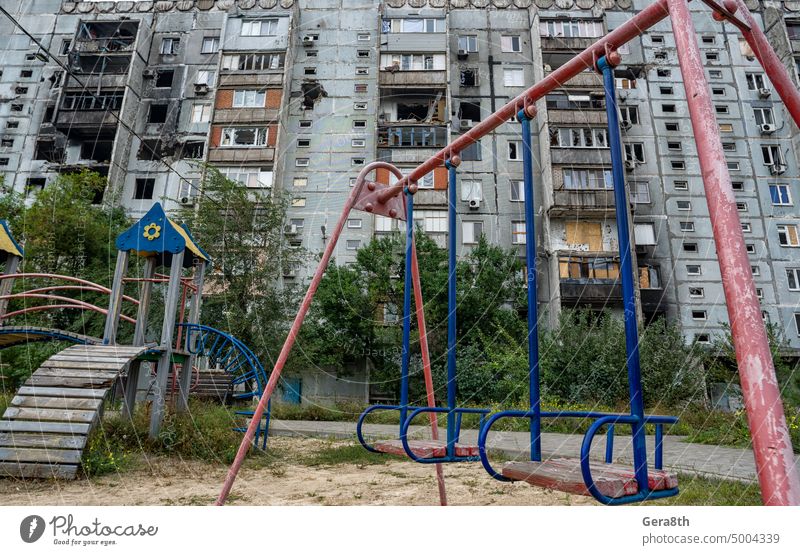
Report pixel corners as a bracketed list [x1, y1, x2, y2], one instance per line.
[558, 254, 622, 306]
[213, 108, 280, 124]
[540, 36, 598, 52]
[377, 125, 447, 149]
[73, 38, 134, 54]
[544, 70, 603, 89]
[547, 109, 607, 126]
[218, 73, 284, 88]
[379, 70, 447, 88]
[54, 110, 119, 138]
[550, 148, 611, 166]
[74, 21, 138, 53]
[64, 73, 128, 89]
[207, 147, 275, 164]
[413, 190, 447, 206]
[550, 189, 616, 216]
[378, 148, 441, 165]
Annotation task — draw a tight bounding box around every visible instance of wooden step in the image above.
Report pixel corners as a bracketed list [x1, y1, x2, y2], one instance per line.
[35, 368, 120, 380]
[0, 433, 87, 450]
[502, 457, 678, 499]
[0, 421, 91, 435]
[17, 386, 108, 399]
[0, 447, 82, 465]
[25, 376, 115, 388]
[373, 439, 479, 459]
[0, 462, 78, 479]
[3, 407, 98, 424]
[11, 395, 103, 411]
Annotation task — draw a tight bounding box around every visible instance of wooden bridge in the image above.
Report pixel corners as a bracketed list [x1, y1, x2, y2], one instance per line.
[0, 344, 150, 479]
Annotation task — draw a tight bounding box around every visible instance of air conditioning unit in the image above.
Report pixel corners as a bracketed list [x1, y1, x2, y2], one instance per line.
[769, 163, 787, 175]
[624, 160, 637, 171]
[468, 199, 480, 210]
[758, 88, 771, 99]
[620, 120, 632, 131]
[194, 83, 209, 95]
[759, 123, 776, 135]
[457, 49, 468, 59]
[284, 224, 299, 235]
[179, 196, 194, 206]
[460, 119, 475, 130]
[142, 69, 156, 78]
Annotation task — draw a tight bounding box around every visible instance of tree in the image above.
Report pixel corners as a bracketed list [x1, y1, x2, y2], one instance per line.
[175, 166, 305, 363]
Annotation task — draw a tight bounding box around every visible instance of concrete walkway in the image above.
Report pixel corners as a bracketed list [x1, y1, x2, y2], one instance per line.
[269, 419, 800, 484]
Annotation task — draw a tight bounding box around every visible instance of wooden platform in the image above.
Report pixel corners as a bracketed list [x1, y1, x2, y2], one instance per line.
[502, 457, 678, 499]
[373, 439, 479, 458]
[0, 344, 149, 480]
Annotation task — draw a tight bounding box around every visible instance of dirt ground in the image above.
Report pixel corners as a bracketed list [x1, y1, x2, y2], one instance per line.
[0, 437, 594, 506]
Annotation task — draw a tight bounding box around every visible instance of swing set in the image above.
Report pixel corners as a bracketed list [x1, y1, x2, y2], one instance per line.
[217, 0, 800, 506]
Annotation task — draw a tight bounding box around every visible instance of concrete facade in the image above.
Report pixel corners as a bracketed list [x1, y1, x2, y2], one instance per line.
[1, 0, 800, 369]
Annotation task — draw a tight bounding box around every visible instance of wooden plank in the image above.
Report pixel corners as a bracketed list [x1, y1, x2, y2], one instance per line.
[0, 433, 87, 450]
[502, 459, 636, 498]
[35, 368, 120, 379]
[48, 354, 135, 363]
[0, 462, 79, 479]
[41, 360, 129, 370]
[2, 407, 98, 423]
[0, 420, 91, 435]
[374, 439, 479, 459]
[25, 376, 114, 388]
[17, 386, 107, 399]
[11, 396, 103, 411]
[0, 447, 82, 464]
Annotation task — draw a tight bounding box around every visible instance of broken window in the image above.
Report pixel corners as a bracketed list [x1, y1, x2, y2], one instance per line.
[80, 140, 113, 162]
[156, 70, 174, 88]
[62, 91, 123, 111]
[134, 178, 155, 200]
[221, 127, 269, 147]
[181, 141, 205, 159]
[222, 53, 284, 71]
[458, 101, 481, 123]
[34, 139, 64, 163]
[0, 138, 13, 147]
[138, 139, 163, 161]
[460, 68, 479, 87]
[25, 178, 46, 197]
[148, 104, 168, 123]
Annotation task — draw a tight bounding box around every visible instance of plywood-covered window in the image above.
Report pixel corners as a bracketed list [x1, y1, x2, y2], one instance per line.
[565, 221, 602, 251]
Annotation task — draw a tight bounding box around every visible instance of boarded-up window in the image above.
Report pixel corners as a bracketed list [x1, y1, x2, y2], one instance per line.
[565, 221, 602, 251]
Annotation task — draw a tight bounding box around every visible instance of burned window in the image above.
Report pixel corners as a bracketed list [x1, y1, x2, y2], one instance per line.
[156, 70, 174, 88]
[148, 104, 168, 123]
[301, 80, 328, 109]
[6, 121, 18, 129]
[80, 140, 113, 162]
[43, 105, 55, 122]
[10, 103, 23, 112]
[1, 138, 13, 147]
[181, 141, 205, 159]
[134, 178, 155, 200]
[458, 101, 481, 122]
[34, 139, 64, 163]
[138, 139, 163, 161]
[15, 86, 28, 94]
[460, 68, 479, 87]
[20, 70, 32, 78]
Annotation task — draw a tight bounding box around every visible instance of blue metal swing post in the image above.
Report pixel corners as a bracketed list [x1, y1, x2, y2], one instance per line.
[598, 54, 649, 496]
[519, 106, 542, 463]
[445, 158, 458, 459]
[399, 188, 415, 429]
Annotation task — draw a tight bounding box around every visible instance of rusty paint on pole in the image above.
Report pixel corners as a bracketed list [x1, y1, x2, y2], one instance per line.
[667, 0, 800, 505]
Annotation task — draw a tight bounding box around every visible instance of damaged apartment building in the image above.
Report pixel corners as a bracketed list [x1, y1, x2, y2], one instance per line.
[3, 1, 800, 380]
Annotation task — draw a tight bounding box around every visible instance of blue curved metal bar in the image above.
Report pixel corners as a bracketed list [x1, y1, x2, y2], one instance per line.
[176, 323, 272, 448]
[478, 409, 678, 497]
[356, 404, 404, 453]
[518, 108, 542, 462]
[399, 406, 491, 463]
[580, 415, 679, 505]
[0, 327, 100, 349]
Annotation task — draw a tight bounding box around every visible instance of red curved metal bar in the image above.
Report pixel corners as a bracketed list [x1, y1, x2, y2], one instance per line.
[21, 285, 140, 306]
[0, 273, 139, 305]
[0, 293, 136, 324]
